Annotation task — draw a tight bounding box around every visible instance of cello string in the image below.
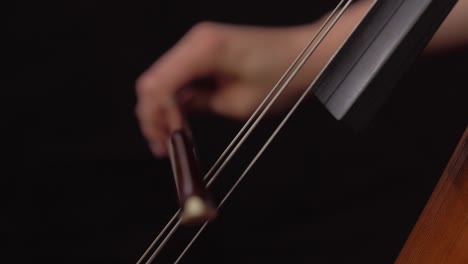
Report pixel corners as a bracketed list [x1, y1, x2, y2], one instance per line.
[145, 219, 182, 264]
[140, 1, 349, 262]
[202, 0, 348, 182]
[137, 131, 182, 264]
[136, 209, 180, 264]
[172, 1, 354, 263]
[135, 2, 346, 263]
[203, 0, 348, 189]
[143, 1, 350, 263]
[173, 222, 209, 264]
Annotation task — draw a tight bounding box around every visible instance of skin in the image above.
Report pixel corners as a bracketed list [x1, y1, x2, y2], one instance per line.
[135, 0, 468, 158]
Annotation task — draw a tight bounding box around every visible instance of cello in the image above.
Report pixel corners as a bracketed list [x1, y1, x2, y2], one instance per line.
[136, 0, 464, 263]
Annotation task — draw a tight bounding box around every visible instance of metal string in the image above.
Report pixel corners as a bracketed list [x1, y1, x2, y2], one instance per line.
[201, 0, 348, 183]
[204, 0, 348, 189]
[172, 1, 354, 263]
[136, 210, 180, 264]
[137, 0, 353, 263]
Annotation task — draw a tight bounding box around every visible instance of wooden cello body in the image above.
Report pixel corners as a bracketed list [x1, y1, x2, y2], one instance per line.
[141, 1, 465, 263]
[396, 127, 468, 264]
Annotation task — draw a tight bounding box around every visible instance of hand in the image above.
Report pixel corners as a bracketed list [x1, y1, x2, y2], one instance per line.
[135, 0, 468, 158]
[135, 22, 318, 157]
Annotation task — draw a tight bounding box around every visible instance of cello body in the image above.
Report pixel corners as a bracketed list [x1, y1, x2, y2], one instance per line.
[396, 127, 468, 264]
[138, 1, 465, 263]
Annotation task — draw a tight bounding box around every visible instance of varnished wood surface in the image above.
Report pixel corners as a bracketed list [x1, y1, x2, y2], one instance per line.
[395, 127, 468, 264]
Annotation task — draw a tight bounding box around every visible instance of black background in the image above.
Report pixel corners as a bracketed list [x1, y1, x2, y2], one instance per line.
[4, 0, 467, 263]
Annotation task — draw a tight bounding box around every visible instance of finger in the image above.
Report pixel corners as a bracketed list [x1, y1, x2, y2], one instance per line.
[208, 83, 259, 120]
[136, 100, 170, 157]
[180, 85, 215, 113]
[141, 23, 227, 98]
[135, 23, 229, 153]
[164, 101, 184, 133]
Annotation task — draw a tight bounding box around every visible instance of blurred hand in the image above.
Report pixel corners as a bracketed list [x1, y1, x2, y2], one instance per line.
[135, 22, 317, 157]
[135, 0, 468, 158]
